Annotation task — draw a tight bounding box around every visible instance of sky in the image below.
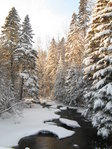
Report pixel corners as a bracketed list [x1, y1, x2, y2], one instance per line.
[0, 0, 80, 49]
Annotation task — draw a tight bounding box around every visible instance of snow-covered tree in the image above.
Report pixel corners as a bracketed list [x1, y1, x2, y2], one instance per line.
[0, 7, 21, 87]
[14, 15, 39, 100]
[65, 12, 83, 68]
[0, 79, 15, 112]
[78, 0, 90, 36]
[37, 49, 47, 98]
[65, 67, 83, 105]
[53, 38, 66, 101]
[58, 38, 65, 66]
[83, 0, 112, 138]
[54, 56, 66, 102]
[45, 38, 58, 97]
[63, 12, 84, 106]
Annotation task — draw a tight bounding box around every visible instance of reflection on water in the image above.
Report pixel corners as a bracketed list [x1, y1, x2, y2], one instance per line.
[17, 136, 75, 149]
[15, 106, 112, 149]
[36, 137, 58, 149]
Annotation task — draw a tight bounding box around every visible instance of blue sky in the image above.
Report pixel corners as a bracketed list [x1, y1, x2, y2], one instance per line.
[0, 0, 80, 48]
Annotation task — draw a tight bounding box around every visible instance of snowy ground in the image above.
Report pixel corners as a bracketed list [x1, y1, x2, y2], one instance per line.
[59, 118, 80, 128]
[0, 103, 79, 148]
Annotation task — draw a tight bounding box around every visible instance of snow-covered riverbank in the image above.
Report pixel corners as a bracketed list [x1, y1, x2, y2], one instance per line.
[0, 103, 79, 147]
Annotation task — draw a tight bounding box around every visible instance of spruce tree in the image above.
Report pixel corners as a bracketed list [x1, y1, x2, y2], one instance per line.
[65, 12, 83, 68]
[65, 67, 83, 105]
[14, 15, 38, 100]
[83, 0, 112, 138]
[45, 38, 58, 97]
[58, 37, 65, 67]
[78, 0, 90, 36]
[1, 7, 21, 88]
[37, 49, 47, 98]
[54, 55, 66, 102]
[0, 79, 15, 112]
[64, 12, 84, 105]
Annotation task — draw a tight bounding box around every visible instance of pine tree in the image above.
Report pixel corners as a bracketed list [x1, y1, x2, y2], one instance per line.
[53, 38, 66, 102]
[64, 12, 84, 106]
[83, 0, 112, 138]
[65, 67, 83, 105]
[78, 0, 90, 36]
[0, 7, 21, 87]
[58, 37, 65, 67]
[54, 56, 66, 102]
[65, 12, 83, 68]
[0, 79, 15, 112]
[45, 38, 58, 97]
[14, 15, 38, 100]
[37, 49, 47, 98]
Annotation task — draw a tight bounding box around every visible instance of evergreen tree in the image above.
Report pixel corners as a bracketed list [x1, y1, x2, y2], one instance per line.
[45, 38, 58, 97]
[54, 56, 66, 102]
[0, 7, 21, 87]
[78, 0, 90, 36]
[64, 12, 84, 106]
[37, 49, 47, 98]
[14, 15, 38, 100]
[83, 0, 112, 138]
[0, 79, 15, 112]
[53, 38, 66, 101]
[65, 67, 83, 105]
[58, 37, 65, 67]
[65, 12, 83, 68]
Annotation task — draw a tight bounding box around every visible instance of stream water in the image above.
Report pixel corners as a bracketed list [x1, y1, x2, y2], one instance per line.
[14, 104, 112, 149]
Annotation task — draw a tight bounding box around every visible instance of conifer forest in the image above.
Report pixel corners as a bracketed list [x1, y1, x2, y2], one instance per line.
[0, 0, 112, 148]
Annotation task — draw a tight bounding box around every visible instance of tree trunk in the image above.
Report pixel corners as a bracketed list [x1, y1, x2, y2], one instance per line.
[10, 54, 15, 90]
[19, 77, 24, 100]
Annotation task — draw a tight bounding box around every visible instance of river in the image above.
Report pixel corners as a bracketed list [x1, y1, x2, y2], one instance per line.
[14, 104, 112, 149]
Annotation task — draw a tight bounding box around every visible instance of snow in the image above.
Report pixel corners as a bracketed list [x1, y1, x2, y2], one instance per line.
[69, 106, 77, 110]
[59, 118, 80, 128]
[93, 99, 104, 110]
[99, 83, 112, 95]
[20, 72, 29, 79]
[105, 101, 112, 111]
[98, 127, 110, 138]
[44, 121, 56, 125]
[60, 106, 67, 110]
[101, 11, 112, 18]
[0, 104, 75, 147]
[77, 107, 86, 114]
[108, 45, 112, 51]
[106, 83, 112, 95]
[73, 144, 79, 147]
[92, 111, 102, 128]
[94, 78, 105, 89]
[83, 57, 92, 66]
[50, 105, 58, 109]
[96, 24, 104, 31]
[24, 98, 34, 103]
[93, 66, 112, 78]
[92, 29, 111, 40]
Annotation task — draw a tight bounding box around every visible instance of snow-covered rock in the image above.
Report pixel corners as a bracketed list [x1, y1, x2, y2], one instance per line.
[60, 106, 67, 110]
[59, 118, 80, 128]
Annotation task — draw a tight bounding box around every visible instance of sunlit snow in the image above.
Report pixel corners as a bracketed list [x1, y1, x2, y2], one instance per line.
[59, 118, 80, 128]
[0, 104, 75, 147]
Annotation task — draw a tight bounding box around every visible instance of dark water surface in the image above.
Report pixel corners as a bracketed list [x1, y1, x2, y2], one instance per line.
[14, 104, 112, 149]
